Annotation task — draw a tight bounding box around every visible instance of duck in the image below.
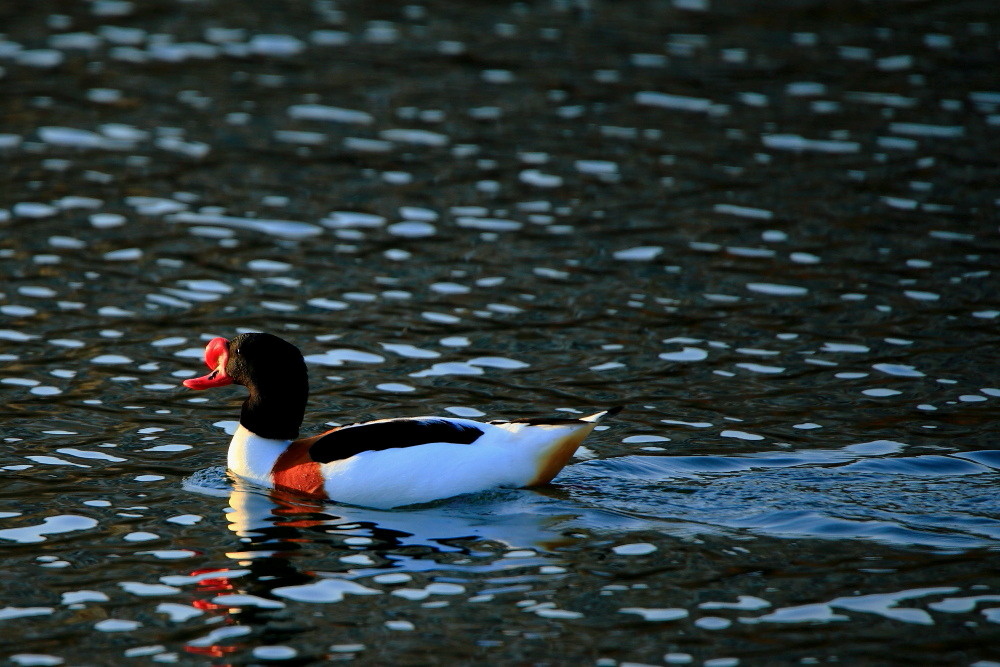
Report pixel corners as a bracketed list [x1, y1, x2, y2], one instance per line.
[182, 332, 621, 509]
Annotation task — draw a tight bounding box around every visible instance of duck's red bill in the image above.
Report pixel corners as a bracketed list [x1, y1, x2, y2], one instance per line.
[182, 337, 233, 390]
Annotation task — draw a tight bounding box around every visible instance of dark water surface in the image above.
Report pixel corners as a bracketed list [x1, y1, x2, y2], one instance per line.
[2, 0, 999, 664]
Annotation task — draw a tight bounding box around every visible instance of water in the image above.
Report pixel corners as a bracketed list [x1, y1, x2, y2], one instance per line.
[1, 0, 999, 664]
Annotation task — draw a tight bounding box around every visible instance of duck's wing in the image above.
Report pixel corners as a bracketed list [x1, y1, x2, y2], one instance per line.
[301, 417, 487, 464]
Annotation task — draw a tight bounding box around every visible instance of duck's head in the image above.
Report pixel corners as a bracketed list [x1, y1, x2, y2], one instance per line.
[183, 332, 307, 394]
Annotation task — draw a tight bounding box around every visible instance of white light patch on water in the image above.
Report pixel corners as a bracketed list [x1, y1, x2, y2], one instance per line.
[721, 430, 765, 441]
[25, 456, 88, 468]
[3, 378, 39, 387]
[747, 603, 848, 624]
[38, 126, 110, 149]
[212, 594, 286, 609]
[305, 349, 385, 366]
[273, 578, 382, 603]
[247, 259, 292, 272]
[619, 607, 688, 621]
[307, 298, 349, 310]
[467, 356, 529, 370]
[2, 305, 38, 316]
[828, 587, 958, 625]
[248, 33, 304, 56]
[576, 159, 618, 175]
[380, 128, 449, 146]
[187, 626, 252, 647]
[90, 213, 125, 228]
[165, 514, 203, 525]
[422, 311, 462, 324]
[385, 620, 415, 631]
[747, 282, 809, 296]
[591, 362, 626, 371]
[388, 221, 436, 237]
[169, 212, 321, 239]
[322, 211, 385, 228]
[872, 363, 924, 377]
[156, 602, 204, 622]
[660, 347, 708, 362]
[10, 653, 65, 667]
[94, 619, 141, 632]
[736, 363, 785, 374]
[123, 531, 159, 542]
[213, 420, 239, 435]
[519, 169, 562, 188]
[862, 388, 902, 397]
[700, 596, 771, 611]
[137, 550, 197, 560]
[889, 122, 965, 138]
[125, 197, 187, 216]
[762, 134, 860, 153]
[380, 343, 440, 359]
[161, 569, 250, 587]
[410, 362, 484, 377]
[456, 217, 523, 231]
[623, 435, 670, 444]
[614, 246, 663, 261]
[119, 581, 180, 596]
[661, 419, 714, 428]
[534, 607, 584, 619]
[695, 616, 733, 630]
[929, 594, 1000, 613]
[253, 647, 298, 660]
[377, 383, 416, 393]
[613, 542, 658, 555]
[0, 330, 38, 342]
[16, 203, 59, 218]
[715, 204, 774, 219]
[18, 286, 57, 298]
[822, 342, 870, 353]
[289, 104, 373, 125]
[636, 91, 712, 112]
[103, 247, 142, 261]
[91, 354, 132, 364]
[0, 607, 55, 621]
[430, 282, 470, 295]
[444, 406, 486, 418]
[56, 448, 127, 462]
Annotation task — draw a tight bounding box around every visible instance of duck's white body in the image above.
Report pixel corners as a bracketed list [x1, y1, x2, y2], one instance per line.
[228, 414, 610, 509]
[183, 333, 619, 509]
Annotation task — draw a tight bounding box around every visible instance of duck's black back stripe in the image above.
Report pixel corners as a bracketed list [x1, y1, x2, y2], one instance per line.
[308, 418, 484, 463]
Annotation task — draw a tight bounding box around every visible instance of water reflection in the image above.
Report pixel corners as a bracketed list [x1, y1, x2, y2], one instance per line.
[3, 0, 1000, 662]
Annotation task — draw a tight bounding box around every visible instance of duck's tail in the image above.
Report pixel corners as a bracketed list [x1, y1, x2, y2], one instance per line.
[579, 405, 624, 423]
[505, 406, 623, 486]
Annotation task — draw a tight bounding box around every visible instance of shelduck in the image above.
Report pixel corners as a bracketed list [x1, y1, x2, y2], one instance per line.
[183, 333, 620, 508]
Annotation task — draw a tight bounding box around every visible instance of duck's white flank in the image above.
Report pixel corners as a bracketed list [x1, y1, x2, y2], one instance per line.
[226, 413, 610, 509]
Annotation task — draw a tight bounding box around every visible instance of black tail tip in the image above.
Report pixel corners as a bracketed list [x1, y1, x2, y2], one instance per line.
[602, 406, 625, 419]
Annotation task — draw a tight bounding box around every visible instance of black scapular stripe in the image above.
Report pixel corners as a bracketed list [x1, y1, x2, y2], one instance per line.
[308, 418, 484, 463]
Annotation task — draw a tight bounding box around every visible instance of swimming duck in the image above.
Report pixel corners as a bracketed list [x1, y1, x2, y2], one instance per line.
[183, 333, 620, 508]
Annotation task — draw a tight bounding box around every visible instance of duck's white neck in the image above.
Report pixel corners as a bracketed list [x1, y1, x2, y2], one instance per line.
[228, 424, 291, 486]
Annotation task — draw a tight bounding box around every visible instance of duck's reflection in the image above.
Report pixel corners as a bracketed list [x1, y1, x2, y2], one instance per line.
[180, 479, 590, 659]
